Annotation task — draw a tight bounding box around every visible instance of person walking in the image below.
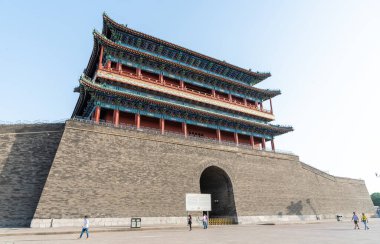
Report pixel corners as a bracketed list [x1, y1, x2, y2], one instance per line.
[202, 213, 208, 229]
[361, 213, 369, 230]
[352, 212, 360, 230]
[187, 214, 192, 231]
[78, 216, 90, 239]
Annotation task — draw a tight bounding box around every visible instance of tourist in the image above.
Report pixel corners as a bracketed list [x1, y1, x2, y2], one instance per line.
[188, 214, 192, 231]
[361, 213, 369, 230]
[202, 213, 208, 229]
[352, 212, 360, 230]
[78, 216, 90, 239]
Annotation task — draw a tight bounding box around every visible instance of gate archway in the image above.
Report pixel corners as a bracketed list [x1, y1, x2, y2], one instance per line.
[200, 166, 237, 224]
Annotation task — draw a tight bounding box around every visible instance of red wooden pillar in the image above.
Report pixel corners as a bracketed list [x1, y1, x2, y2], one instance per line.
[244, 98, 247, 106]
[212, 89, 216, 97]
[228, 94, 232, 102]
[180, 81, 185, 89]
[182, 122, 188, 138]
[255, 101, 259, 109]
[234, 132, 239, 146]
[136, 68, 142, 78]
[159, 74, 164, 84]
[216, 129, 221, 142]
[94, 106, 101, 123]
[106, 60, 111, 70]
[117, 63, 122, 74]
[98, 46, 104, 69]
[261, 138, 266, 150]
[269, 98, 273, 114]
[260, 102, 263, 111]
[113, 109, 119, 126]
[271, 139, 275, 151]
[249, 136, 255, 149]
[135, 113, 141, 129]
[160, 118, 165, 134]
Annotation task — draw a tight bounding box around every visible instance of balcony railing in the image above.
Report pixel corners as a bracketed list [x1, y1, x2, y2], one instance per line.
[71, 117, 294, 156]
[100, 67, 273, 115]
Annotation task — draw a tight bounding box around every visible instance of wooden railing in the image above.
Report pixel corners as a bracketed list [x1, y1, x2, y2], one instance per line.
[101, 67, 273, 115]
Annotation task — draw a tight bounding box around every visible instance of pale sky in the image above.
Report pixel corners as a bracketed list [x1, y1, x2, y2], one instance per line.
[0, 0, 379, 193]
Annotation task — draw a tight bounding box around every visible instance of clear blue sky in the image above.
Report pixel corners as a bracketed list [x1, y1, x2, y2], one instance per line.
[0, 0, 379, 193]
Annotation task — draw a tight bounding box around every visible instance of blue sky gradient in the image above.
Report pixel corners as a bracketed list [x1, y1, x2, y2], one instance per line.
[0, 0, 379, 193]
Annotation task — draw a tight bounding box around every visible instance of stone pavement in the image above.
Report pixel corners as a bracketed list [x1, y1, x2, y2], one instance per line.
[0, 218, 378, 244]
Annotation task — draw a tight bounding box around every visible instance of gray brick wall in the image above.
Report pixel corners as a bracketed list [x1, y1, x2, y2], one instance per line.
[0, 124, 64, 227]
[33, 121, 373, 221]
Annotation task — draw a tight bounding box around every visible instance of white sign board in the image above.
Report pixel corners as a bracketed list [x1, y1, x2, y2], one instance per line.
[186, 193, 211, 211]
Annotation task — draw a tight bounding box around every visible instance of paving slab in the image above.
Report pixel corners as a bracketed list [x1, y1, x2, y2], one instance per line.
[0, 218, 378, 244]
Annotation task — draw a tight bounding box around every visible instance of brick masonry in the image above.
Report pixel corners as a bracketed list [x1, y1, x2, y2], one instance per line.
[0, 121, 374, 227]
[0, 124, 64, 227]
[33, 120, 373, 225]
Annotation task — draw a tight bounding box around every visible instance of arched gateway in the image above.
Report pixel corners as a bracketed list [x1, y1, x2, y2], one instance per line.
[200, 166, 238, 224]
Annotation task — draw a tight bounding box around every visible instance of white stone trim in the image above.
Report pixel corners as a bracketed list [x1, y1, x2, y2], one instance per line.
[31, 217, 187, 228]
[31, 214, 345, 228]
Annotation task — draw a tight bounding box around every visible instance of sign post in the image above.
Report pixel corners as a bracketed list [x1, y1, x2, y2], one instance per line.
[185, 193, 211, 211]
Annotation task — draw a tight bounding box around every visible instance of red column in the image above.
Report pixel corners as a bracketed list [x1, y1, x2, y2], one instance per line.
[117, 63, 122, 74]
[94, 106, 101, 123]
[228, 94, 232, 102]
[182, 122, 188, 138]
[136, 68, 141, 78]
[159, 74, 164, 84]
[212, 89, 216, 97]
[244, 98, 247, 106]
[160, 118, 165, 134]
[249, 136, 254, 149]
[106, 60, 111, 70]
[135, 113, 141, 129]
[98, 46, 104, 69]
[180, 81, 185, 89]
[113, 109, 119, 126]
[261, 138, 266, 150]
[255, 101, 258, 109]
[216, 129, 221, 142]
[271, 139, 275, 151]
[234, 132, 239, 146]
[260, 102, 263, 111]
[269, 98, 273, 114]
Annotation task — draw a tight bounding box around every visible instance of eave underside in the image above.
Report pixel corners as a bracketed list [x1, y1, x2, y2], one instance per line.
[86, 31, 281, 101]
[76, 77, 293, 138]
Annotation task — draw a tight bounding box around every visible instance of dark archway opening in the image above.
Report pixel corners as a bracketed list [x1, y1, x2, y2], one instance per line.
[200, 166, 238, 224]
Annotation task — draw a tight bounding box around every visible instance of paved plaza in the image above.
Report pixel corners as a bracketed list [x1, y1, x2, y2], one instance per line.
[0, 219, 378, 244]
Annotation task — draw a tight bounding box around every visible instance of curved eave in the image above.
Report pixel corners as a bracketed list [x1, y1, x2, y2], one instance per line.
[80, 76, 292, 136]
[93, 31, 280, 100]
[95, 75, 274, 122]
[102, 13, 271, 82]
[84, 32, 101, 78]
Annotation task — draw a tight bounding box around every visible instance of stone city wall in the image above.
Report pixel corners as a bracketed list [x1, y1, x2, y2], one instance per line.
[0, 124, 64, 227]
[30, 120, 373, 227]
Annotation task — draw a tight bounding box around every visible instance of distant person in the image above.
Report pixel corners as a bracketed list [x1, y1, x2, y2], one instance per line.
[188, 214, 192, 231]
[78, 216, 90, 239]
[202, 214, 208, 229]
[352, 212, 360, 230]
[361, 213, 369, 230]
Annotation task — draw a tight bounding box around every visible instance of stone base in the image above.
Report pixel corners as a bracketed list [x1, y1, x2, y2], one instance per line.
[31, 214, 352, 228]
[31, 217, 188, 228]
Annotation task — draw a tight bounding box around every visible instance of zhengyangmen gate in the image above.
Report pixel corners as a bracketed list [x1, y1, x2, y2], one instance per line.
[0, 14, 374, 228]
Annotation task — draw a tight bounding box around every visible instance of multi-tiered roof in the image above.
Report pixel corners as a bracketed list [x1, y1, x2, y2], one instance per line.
[73, 13, 292, 149]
